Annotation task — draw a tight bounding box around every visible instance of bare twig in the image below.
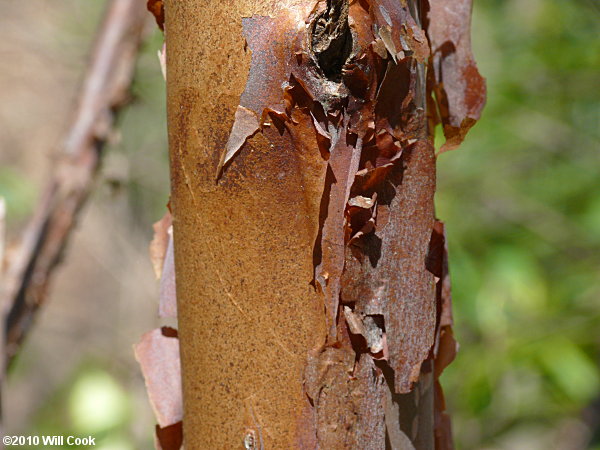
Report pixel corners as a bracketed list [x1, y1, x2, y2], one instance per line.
[1, 0, 148, 369]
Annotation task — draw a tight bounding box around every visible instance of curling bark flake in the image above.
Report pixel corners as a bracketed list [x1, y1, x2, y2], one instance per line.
[163, 0, 484, 447]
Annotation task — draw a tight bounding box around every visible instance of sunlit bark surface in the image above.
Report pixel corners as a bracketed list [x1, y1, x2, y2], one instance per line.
[165, 0, 484, 447]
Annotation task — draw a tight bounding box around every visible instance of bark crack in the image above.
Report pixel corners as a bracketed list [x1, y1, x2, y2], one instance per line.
[310, 0, 352, 80]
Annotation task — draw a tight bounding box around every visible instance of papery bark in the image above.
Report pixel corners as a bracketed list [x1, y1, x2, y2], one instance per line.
[165, 0, 483, 447]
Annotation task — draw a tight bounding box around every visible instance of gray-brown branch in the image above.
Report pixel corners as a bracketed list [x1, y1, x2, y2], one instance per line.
[1, 0, 148, 370]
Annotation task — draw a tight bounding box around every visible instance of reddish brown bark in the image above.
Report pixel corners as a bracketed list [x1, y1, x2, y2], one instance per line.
[163, 0, 484, 447]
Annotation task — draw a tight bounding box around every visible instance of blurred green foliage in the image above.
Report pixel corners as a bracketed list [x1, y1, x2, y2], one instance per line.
[436, 0, 600, 447]
[0, 167, 37, 223]
[29, 363, 138, 450]
[114, 30, 170, 227]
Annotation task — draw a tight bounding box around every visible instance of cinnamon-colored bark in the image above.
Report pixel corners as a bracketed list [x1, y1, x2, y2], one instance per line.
[165, 0, 483, 447]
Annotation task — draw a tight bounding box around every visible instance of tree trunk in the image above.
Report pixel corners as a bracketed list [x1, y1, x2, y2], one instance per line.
[164, 0, 483, 447]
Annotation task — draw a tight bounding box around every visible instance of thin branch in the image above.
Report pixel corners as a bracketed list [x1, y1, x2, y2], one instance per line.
[0, 0, 149, 370]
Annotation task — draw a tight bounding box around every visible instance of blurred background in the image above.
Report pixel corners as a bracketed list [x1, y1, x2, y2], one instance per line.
[0, 0, 598, 449]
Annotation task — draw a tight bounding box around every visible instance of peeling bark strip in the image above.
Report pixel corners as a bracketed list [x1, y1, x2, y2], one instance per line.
[165, 0, 484, 447]
[426, 0, 486, 152]
[134, 327, 183, 429]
